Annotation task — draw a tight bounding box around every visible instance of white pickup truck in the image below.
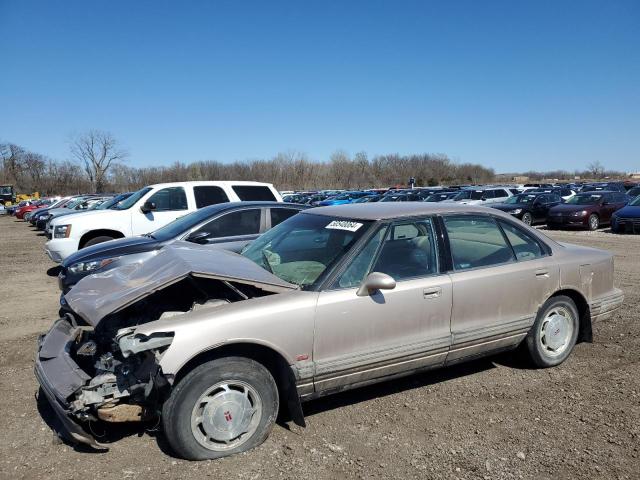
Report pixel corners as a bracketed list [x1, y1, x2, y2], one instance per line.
[45, 181, 282, 263]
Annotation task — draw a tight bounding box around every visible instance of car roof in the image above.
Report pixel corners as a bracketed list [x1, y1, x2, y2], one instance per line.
[196, 201, 306, 214]
[575, 190, 619, 195]
[145, 180, 276, 189]
[304, 202, 514, 221]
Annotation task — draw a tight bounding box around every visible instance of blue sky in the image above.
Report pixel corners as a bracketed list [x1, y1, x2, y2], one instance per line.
[1, 0, 638, 172]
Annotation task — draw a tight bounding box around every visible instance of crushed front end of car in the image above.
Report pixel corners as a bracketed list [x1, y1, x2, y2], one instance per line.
[35, 242, 296, 448]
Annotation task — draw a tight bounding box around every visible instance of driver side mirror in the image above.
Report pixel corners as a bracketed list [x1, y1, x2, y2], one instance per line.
[186, 231, 210, 244]
[141, 201, 156, 214]
[356, 272, 396, 297]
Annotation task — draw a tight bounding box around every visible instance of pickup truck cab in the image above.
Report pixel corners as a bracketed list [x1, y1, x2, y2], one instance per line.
[44, 181, 282, 262]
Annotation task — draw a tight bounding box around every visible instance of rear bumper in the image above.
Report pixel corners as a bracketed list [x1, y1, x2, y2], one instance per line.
[34, 320, 106, 450]
[590, 288, 624, 322]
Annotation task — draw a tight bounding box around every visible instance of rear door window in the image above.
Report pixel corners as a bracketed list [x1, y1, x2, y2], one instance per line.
[232, 185, 277, 201]
[270, 207, 300, 227]
[498, 220, 545, 261]
[443, 215, 515, 270]
[194, 186, 229, 208]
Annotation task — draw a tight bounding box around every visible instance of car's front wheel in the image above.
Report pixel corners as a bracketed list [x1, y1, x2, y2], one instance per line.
[521, 212, 533, 226]
[162, 357, 279, 460]
[83, 235, 116, 248]
[525, 295, 579, 368]
[588, 214, 599, 231]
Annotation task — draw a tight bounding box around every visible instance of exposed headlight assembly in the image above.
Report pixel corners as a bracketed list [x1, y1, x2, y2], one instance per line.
[572, 210, 588, 217]
[53, 224, 72, 238]
[68, 257, 117, 274]
[511, 208, 523, 214]
[117, 331, 174, 358]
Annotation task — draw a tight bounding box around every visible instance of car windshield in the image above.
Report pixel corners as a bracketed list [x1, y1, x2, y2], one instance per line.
[630, 195, 640, 206]
[65, 198, 87, 209]
[112, 187, 152, 210]
[505, 194, 537, 204]
[453, 190, 483, 200]
[241, 214, 372, 288]
[628, 187, 640, 197]
[0, 186, 11, 195]
[96, 195, 123, 210]
[566, 194, 602, 205]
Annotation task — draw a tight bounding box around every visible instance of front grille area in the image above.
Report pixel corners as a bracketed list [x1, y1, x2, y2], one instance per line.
[616, 217, 640, 234]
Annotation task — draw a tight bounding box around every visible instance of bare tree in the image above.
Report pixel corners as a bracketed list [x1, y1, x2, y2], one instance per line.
[587, 161, 605, 179]
[70, 130, 128, 192]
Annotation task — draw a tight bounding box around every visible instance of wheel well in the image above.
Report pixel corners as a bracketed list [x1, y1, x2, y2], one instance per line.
[79, 229, 124, 248]
[173, 343, 306, 427]
[552, 289, 592, 343]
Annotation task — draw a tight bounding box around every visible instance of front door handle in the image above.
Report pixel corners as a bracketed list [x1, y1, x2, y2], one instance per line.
[423, 287, 442, 299]
[535, 269, 550, 278]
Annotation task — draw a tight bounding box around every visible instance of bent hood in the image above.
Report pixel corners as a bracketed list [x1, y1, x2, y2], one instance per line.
[62, 235, 159, 267]
[65, 241, 298, 327]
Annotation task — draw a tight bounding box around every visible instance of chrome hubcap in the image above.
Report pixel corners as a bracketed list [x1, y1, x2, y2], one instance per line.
[523, 214, 532, 225]
[590, 217, 598, 229]
[191, 381, 262, 451]
[540, 306, 574, 357]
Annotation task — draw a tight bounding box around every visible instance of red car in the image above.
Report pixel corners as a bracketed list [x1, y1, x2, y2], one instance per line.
[546, 191, 629, 230]
[15, 200, 49, 220]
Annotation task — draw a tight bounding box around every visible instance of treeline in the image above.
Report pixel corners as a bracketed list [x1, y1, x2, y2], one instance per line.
[0, 139, 630, 196]
[1, 143, 496, 194]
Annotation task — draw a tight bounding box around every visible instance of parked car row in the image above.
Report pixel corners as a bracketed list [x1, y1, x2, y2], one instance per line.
[283, 184, 640, 232]
[490, 191, 632, 230]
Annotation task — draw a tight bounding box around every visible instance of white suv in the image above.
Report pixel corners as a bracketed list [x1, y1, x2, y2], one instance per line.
[446, 187, 513, 206]
[45, 181, 282, 262]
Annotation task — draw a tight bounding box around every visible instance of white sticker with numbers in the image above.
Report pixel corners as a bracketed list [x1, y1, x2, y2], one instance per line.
[325, 220, 363, 232]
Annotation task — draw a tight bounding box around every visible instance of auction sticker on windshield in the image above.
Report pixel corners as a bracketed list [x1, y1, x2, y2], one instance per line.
[325, 220, 363, 232]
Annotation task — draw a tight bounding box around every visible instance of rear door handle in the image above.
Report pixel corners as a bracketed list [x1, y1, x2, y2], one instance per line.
[423, 287, 442, 299]
[535, 269, 549, 278]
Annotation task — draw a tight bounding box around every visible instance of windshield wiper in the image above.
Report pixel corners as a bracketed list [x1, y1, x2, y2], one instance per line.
[261, 250, 274, 274]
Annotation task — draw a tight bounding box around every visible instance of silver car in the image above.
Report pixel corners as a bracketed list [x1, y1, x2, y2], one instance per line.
[35, 203, 623, 459]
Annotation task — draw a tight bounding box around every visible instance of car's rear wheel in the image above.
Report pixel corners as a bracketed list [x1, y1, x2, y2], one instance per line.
[588, 214, 599, 231]
[162, 357, 279, 460]
[521, 212, 533, 226]
[525, 295, 579, 368]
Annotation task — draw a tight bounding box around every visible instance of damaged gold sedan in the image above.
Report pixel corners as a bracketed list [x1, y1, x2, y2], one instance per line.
[35, 203, 624, 459]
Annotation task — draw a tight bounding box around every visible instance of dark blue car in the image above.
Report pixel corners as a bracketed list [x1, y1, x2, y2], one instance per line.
[611, 195, 640, 234]
[317, 191, 375, 206]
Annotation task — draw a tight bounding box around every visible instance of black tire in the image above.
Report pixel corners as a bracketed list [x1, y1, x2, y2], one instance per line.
[525, 295, 579, 368]
[521, 212, 533, 226]
[162, 357, 279, 460]
[82, 235, 115, 248]
[588, 214, 599, 231]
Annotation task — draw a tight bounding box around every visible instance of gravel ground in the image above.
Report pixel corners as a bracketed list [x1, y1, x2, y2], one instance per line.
[0, 215, 638, 480]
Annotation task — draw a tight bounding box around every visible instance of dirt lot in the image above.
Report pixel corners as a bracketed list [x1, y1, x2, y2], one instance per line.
[0, 215, 638, 480]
